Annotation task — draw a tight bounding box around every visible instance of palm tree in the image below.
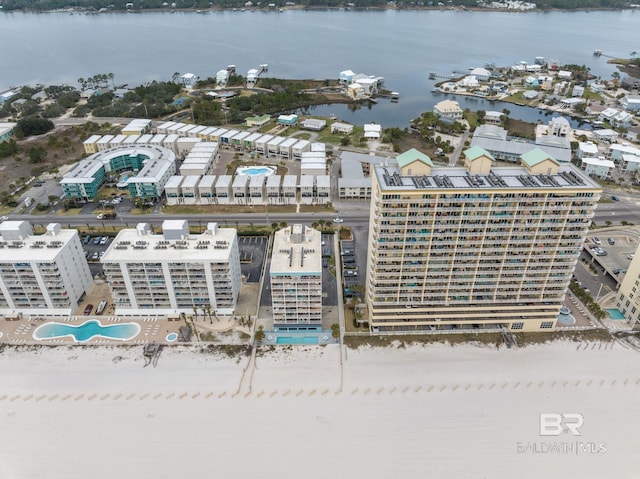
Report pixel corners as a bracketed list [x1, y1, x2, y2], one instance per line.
[77, 78, 85, 91]
[108, 73, 115, 89]
[192, 306, 198, 322]
[204, 304, 212, 324]
[172, 72, 180, 84]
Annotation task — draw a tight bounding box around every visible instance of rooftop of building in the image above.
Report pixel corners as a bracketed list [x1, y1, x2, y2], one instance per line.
[270, 224, 322, 275]
[0, 222, 78, 261]
[101, 221, 236, 262]
[374, 162, 600, 192]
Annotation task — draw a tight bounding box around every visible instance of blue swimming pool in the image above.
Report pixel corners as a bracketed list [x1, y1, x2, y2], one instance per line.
[236, 166, 275, 176]
[166, 332, 178, 342]
[605, 308, 626, 320]
[276, 336, 319, 345]
[33, 320, 141, 342]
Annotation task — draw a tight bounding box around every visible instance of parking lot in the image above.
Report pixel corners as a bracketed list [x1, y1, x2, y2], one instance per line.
[578, 229, 640, 299]
[238, 236, 268, 283]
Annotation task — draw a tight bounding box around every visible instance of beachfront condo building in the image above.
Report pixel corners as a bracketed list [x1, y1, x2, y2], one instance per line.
[365, 147, 601, 333]
[0, 222, 93, 318]
[614, 249, 640, 330]
[101, 221, 241, 317]
[270, 224, 322, 329]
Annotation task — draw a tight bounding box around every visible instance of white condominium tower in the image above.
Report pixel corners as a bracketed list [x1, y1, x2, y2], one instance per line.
[0, 221, 93, 318]
[101, 220, 241, 317]
[270, 224, 322, 328]
[366, 147, 601, 333]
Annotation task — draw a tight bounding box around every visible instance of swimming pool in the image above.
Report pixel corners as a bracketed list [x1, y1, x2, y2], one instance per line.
[605, 308, 626, 320]
[236, 166, 275, 176]
[33, 320, 141, 343]
[166, 332, 178, 342]
[276, 336, 319, 345]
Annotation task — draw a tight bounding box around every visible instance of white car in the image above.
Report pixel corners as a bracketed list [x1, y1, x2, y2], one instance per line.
[628, 254, 635, 260]
[96, 213, 104, 220]
[0, 216, 8, 221]
[333, 217, 343, 223]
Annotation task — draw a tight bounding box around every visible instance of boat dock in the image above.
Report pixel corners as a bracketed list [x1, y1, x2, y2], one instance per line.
[429, 71, 460, 80]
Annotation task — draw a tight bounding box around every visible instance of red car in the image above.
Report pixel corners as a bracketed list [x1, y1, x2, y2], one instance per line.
[84, 304, 93, 315]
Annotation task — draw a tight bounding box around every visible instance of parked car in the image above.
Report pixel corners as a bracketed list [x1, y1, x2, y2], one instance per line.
[84, 304, 94, 315]
[333, 217, 343, 223]
[628, 254, 635, 260]
[83, 235, 91, 244]
[322, 258, 328, 268]
[593, 237, 602, 245]
[100, 236, 109, 245]
[611, 195, 619, 201]
[608, 238, 615, 245]
[91, 251, 99, 260]
[0, 215, 9, 221]
[93, 236, 101, 245]
[344, 270, 358, 277]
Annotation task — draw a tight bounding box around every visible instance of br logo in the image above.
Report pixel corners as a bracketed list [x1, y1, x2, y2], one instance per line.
[539, 413, 584, 436]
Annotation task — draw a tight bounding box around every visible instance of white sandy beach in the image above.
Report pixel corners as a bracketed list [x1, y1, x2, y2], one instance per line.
[0, 340, 638, 479]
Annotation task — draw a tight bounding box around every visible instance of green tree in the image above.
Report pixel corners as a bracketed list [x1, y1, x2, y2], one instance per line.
[330, 323, 340, 341]
[28, 146, 47, 163]
[254, 325, 265, 343]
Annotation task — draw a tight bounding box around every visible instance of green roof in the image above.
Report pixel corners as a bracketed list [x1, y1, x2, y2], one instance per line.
[463, 146, 495, 162]
[521, 148, 557, 167]
[396, 148, 433, 168]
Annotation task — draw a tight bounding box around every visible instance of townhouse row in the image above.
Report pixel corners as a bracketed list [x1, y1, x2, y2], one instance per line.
[165, 174, 331, 206]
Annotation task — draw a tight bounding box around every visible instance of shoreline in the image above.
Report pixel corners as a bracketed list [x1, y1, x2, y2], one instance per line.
[2, 5, 637, 14]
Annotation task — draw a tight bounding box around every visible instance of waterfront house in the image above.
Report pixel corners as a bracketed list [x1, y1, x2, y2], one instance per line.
[180, 73, 199, 89]
[301, 119, 326, 131]
[433, 100, 463, 122]
[331, 122, 354, 134]
[277, 114, 298, 126]
[599, 108, 633, 128]
[364, 123, 382, 140]
[470, 67, 491, 82]
[593, 129, 619, 143]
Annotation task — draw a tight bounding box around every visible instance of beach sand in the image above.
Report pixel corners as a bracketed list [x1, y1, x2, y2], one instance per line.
[0, 340, 638, 478]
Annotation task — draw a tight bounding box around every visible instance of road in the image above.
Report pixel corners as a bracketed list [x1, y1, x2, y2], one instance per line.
[6, 195, 640, 228]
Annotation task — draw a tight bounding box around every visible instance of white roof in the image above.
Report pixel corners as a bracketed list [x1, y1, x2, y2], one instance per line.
[582, 157, 615, 168]
[578, 142, 599, 154]
[364, 124, 382, 133]
[233, 175, 250, 188]
[198, 175, 216, 188]
[293, 139, 310, 150]
[283, 175, 297, 187]
[165, 175, 184, 189]
[267, 136, 286, 147]
[299, 175, 314, 187]
[181, 175, 200, 188]
[216, 175, 232, 188]
[83, 134, 101, 144]
[256, 134, 274, 144]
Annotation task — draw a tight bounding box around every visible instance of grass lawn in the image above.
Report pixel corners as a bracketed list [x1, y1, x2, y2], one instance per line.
[343, 328, 613, 349]
[162, 204, 296, 215]
[299, 204, 335, 213]
[55, 208, 83, 216]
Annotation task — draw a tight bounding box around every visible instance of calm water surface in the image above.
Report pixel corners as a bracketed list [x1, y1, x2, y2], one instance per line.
[1, 9, 639, 126]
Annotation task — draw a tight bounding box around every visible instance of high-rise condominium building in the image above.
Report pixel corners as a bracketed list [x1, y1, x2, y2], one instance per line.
[366, 147, 601, 333]
[270, 224, 322, 329]
[614, 247, 640, 330]
[0, 221, 93, 318]
[101, 220, 241, 317]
